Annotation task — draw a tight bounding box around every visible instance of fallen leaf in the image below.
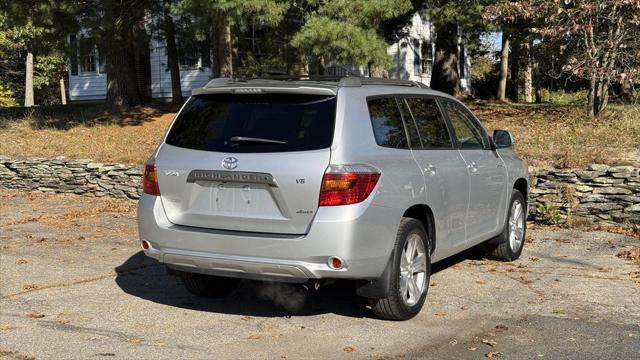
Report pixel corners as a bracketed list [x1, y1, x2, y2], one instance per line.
[0, 324, 18, 331]
[15, 259, 28, 265]
[247, 334, 262, 340]
[469, 347, 477, 351]
[486, 351, 503, 358]
[127, 338, 143, 345]
[476, 280, 487, 285]
[22, 284, 38, 290]
[57, 319, 70, 324]
[26, 312, 45, 319]
[241, 316, 252, 321]
[617, 247, 640, 261]
[343, 346, 356, 353]
[482, 339, 497, 347]
[529, 257, 540, 262]
[434, 312, 448, 317]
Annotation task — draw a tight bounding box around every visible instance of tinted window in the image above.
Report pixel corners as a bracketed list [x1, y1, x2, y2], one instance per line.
[367, 98, 409, 149]
[397, 99, 421, 149]
[405, 97, 452, 149]
[442, 100, 489, 150]
[165, 94, 336, 153]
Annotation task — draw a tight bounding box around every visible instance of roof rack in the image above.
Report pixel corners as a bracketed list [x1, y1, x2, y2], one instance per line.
[204, 76, 429, 89]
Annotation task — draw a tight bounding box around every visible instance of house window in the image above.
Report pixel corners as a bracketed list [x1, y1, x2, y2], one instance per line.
[176, 37, 210, 70]
[413, 39, 421, 76]
[80, 49, 97, 73]
[69, 34, 103, 76]
[421, 43, 433, 74]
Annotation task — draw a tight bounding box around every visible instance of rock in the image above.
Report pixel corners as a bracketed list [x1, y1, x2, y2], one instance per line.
[607, 165, 634, 174]
[591, 177, 624, 184]
[610, 172, 632, 179]
[573, 185, 593, 193]
[588, 164, 610, 172]
[625, 204, 640, 213]
[581, 202, 623, 211]
[580, 194, 609, 203]
[575, 171, 604, 180]
[593, 187, 633, 195]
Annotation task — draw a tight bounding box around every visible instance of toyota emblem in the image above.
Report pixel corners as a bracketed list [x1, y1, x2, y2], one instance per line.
[221, 157, 238, 170]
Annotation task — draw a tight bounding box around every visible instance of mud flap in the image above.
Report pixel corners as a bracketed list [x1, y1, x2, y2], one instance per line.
[355, 249, 395, 299]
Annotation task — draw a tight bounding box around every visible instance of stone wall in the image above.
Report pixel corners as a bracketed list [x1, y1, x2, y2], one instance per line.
[0, 157, 142, 200]
[0, 157, 638, 225]
[531, 164, 639, 225]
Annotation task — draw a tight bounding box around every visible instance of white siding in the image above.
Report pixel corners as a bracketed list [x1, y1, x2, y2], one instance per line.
[386, 11, 472, 91]
[68, 73, 107, 101]
[388, 12, 433, 85]
[149, 38, 213, 99]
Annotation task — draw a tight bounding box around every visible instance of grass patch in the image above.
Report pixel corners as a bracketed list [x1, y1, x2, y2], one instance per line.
[0, 105, 176, 164]
[473, 103, 640, 168]
[0, 102, 638, 168]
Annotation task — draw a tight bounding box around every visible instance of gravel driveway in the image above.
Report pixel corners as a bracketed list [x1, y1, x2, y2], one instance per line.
[1, 190, 638, 359]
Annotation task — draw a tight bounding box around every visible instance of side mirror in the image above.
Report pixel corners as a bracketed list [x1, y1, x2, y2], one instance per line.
[493, 130, 514, 148]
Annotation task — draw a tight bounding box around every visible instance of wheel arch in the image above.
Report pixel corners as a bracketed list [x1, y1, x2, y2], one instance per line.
[513, 177, 529, 204]
[402, 204, 436, 255]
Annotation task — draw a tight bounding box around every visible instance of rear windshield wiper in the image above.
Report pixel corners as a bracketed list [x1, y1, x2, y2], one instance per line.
[228, 136, 287, 145]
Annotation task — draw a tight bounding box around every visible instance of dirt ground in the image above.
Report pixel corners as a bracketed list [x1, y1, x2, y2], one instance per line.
[0, 190, 639, 359]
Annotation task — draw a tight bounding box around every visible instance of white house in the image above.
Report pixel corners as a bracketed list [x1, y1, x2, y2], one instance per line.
[67, 11, 470, 102]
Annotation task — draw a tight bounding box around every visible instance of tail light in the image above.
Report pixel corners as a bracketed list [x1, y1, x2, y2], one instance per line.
[319, 164, 381, 206]
[143, 164, 160, 196]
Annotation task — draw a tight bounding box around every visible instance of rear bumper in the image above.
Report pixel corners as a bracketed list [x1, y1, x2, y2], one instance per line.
[137, 194, 399, 282]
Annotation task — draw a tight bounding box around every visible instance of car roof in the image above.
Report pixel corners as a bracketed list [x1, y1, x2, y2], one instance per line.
[191, 76, 453, 98]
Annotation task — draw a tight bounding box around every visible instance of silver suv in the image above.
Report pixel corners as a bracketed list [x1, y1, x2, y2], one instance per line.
[138, 77, 529, 320]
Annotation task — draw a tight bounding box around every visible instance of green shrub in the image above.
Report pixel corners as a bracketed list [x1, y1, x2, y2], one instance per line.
[536, 203, 563, 225]
[0, 83, 19, 107]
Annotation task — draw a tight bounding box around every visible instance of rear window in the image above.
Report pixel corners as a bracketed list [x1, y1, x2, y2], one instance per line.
[165, 94, 336, 153]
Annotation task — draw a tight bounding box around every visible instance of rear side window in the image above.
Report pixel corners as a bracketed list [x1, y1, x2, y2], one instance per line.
[367, 98, 409, 149]
[405, 97, 452, 149]
[165, 94, 336, 153]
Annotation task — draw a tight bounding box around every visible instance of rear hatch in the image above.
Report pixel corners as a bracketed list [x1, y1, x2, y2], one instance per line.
[155, 92, 336, 235]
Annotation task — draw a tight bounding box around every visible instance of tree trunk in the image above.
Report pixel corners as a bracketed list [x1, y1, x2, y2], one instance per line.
[163, 0, 183, 105]
[217, 18, 233, 77]
[523, 39, 533, 103]
[104, 0, 143, 108]
[430, 22, 461, 96]
[106, 42, 142, 108]
[59, 78, 67, 105]
[24, 51, 34, 107]
[497, 30, 510, 102]
[587, 72, 597, 117]
[509, 39, 520, 102]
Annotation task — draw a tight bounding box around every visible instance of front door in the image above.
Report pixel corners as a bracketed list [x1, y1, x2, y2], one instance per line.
[440, 99, 507, 244]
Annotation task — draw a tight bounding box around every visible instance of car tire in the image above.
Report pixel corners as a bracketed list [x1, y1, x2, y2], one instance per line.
[371, 218, 431, 321]
[485, 189, 526, 261]
[178, 271, 240, 298]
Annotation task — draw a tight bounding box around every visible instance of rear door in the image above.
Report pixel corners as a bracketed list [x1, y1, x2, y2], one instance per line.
[399, 97, 469, 251]
[155, 93, 336, 235]
[440, 99, 507, 243]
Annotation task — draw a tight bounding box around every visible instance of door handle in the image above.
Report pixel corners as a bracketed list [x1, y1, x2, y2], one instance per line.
[468, 161, 478, 173]
[424, 164, 436, 176]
